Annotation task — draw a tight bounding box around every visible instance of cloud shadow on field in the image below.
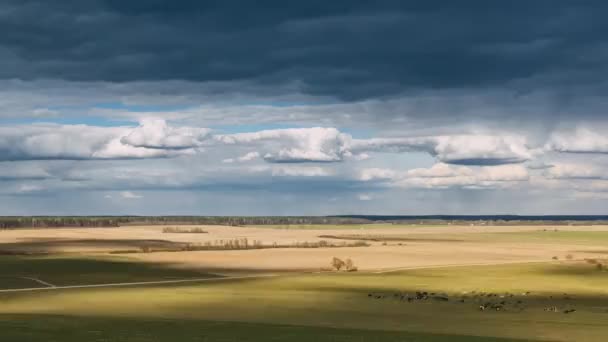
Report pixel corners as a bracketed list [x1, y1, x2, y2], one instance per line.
[0, 254, 221, 289]
[0, 238, 188, 254]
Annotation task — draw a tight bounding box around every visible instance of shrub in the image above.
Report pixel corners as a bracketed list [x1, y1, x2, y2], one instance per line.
[109, 249, 139, 254]
[565, 254, 574, 260]
[352, 241, 370, 247]
[114, 238, 369, 254]
[291, 240, 370, 249]
[597, 263, 604, 271]
[552, 256, 559, 260]
[585, 258, 598, 264]
[162, 227, 208, 234]
[331, 257, 346, 271]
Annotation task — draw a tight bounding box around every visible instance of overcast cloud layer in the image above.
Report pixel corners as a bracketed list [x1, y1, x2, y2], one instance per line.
[1, 1, 608, 215]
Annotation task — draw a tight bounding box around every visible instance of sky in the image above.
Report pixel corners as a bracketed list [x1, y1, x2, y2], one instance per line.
[1, 1, 608, 215]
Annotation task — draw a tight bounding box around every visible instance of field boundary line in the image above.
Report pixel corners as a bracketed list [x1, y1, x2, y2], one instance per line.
[372, 260, 548, 274]
[0, 274, 278, 294]
[19, 277, 56, 288]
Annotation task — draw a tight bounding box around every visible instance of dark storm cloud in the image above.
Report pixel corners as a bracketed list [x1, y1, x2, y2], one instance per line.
[1, 1, 608, 99]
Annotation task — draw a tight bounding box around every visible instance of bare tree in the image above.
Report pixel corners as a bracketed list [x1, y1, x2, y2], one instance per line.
[331, 257, 345, 271]
[345, 258, 357, 272]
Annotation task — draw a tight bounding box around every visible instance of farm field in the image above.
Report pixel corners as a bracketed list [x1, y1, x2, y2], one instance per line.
[0, 255, 219, 289]
[1, 224, 608, 341]
[0, 314, 525, 342]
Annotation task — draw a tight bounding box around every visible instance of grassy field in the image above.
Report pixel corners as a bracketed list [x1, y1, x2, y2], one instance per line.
[0, 276, 46, 290]
[244, 224, 584, 230]
[1, 255, 607, 341]
[0, 255, 219, 289]
[245, 224, 577, 230]
[0, 314, 528, 342]
[245, 224, 431, 230]
[321, 230, 608, 245]
[475, 230, 608, 245]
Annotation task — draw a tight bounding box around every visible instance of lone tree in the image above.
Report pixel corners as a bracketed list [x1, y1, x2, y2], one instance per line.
[331, 257, 346, 271]
[345, 258, 357, 272]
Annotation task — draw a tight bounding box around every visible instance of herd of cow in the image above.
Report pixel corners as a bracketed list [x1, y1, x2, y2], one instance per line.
[366, 290, 577, 314]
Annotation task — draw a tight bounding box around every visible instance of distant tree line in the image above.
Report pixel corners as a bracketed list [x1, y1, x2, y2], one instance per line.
[0, 216, 371, 229]
[0, 217, 123, 229]
[2, 215, 605, 229]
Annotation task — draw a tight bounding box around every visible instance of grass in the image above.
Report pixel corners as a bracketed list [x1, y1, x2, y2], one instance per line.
[0, 314, 528, 342]
[247, 224, 507, 230]
[318, 234, 464, 243]
[1, 258, 608, 341]
[319, 230, 608, 246]
[481, 231, 608, 245]
[246, 224, 422, 230]
[0, 276, 46, 290]
[0, 255, 219, 288]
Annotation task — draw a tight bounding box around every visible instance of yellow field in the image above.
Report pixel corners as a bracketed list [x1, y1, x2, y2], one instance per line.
[2, 224, 607, 272]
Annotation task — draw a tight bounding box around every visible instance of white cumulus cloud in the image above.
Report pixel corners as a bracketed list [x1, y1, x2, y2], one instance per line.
[545, 127, 608, 154]
[0, 120, 207, 161]
[215, 127, 354, 163]
[352, 134, 533, 165]
[359, 163, 529, 189]
[120, 118, 211, 149]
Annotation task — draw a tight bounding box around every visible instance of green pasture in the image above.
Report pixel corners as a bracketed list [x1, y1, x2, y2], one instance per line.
[0, 315, 528, 342]
[475, 230, 608, 245]
[320, 230, 608, 247]
[0, 255, 218, 289]
[245, 224, 444, 230]
[1, 255, 608, 341]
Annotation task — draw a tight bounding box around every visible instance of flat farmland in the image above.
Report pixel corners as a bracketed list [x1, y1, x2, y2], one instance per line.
[1, 224, 608, 341]
[3, 224, 607, 271]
